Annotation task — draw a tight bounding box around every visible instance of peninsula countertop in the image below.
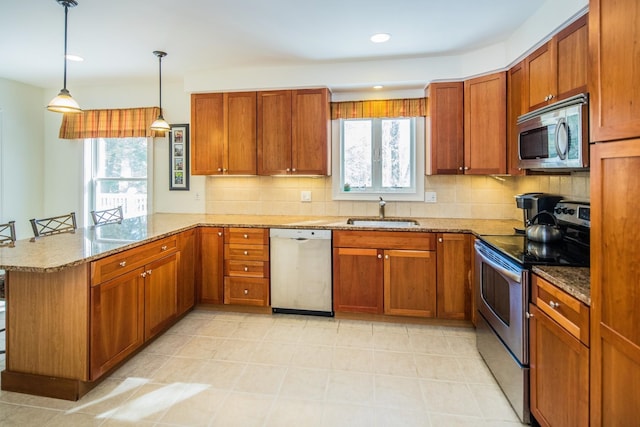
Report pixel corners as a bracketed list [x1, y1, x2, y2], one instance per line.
[0, 213, 522, 272]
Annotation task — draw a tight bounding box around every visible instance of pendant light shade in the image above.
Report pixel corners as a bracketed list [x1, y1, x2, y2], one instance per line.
[47, 0, 82, 113]
[150, 50, 170, 132]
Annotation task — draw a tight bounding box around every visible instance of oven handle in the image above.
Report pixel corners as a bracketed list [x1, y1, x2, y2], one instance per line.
[475, 244, 522, 283]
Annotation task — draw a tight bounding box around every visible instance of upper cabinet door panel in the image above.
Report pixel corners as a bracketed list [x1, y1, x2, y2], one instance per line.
[556, 15, 588, 100]
[257, 90, 292, 175]
[291, 88, 329, 175]
[426, 82, 464, 175]
[226, 92, 257, 175]
[589, 0, 640, 142]
[525, 42, 556, 111]
[191, 93, 225, 175]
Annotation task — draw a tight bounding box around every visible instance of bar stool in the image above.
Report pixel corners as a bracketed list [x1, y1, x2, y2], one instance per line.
[90, 206, 124, 226]
[30, 212, 77, 241]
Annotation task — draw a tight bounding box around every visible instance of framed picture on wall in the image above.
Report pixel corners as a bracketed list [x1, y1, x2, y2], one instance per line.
[169, 124, 189, 191]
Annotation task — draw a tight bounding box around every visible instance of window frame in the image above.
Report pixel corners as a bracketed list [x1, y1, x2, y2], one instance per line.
[331, 117, 425, 201]
[83, 137, 153, 225]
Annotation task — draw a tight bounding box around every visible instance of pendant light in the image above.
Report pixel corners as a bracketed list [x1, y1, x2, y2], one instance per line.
[150, 50, 170, 132]
[47, 0, 82, 113]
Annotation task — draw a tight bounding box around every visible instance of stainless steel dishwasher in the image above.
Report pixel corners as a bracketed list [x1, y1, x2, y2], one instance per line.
[269, 228, 333, 316]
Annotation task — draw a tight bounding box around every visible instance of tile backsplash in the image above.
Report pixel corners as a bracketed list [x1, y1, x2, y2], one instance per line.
[205, 172, 589, 220]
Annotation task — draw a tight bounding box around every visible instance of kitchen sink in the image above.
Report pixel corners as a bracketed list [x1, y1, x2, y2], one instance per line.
[346, 217, 420, 228]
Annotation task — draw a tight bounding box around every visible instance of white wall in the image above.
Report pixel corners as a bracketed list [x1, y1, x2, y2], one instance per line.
[0, 78, 45, 239]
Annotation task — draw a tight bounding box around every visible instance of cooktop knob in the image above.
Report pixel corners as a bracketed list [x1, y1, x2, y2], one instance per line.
[568, 209, 576, 215]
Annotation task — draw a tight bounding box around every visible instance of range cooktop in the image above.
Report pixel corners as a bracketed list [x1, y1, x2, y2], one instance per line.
[479, 234, 590, 267]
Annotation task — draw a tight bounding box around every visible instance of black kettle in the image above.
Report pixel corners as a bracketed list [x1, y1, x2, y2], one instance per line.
[526, 211, 563, 243]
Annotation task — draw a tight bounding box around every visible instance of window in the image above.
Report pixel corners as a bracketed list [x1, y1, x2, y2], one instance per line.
[86, 137, 151, 220]
[333, 117, 424, 201]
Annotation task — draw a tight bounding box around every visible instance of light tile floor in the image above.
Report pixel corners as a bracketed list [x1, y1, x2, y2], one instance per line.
[0, 310, 527, 426]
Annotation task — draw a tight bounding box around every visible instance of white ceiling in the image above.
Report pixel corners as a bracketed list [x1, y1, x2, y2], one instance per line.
[1, 0, 549, 91]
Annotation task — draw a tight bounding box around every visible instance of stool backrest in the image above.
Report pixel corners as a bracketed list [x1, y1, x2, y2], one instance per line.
[0, 221, 16, 247]
[30, 212, 77, 241]
[90, 206, 124, 226]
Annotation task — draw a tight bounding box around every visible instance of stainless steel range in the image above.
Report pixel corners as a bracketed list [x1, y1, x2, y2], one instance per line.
[475, 200, 590, 424]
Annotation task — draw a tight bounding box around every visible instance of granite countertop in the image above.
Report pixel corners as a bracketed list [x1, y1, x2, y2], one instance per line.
[0, 213, 521, 273]
[532, 265, 591, 306]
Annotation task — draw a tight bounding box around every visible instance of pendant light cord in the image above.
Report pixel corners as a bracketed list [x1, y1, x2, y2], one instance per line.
[62, 3, 69, 91]
[158, 54, 162, 112]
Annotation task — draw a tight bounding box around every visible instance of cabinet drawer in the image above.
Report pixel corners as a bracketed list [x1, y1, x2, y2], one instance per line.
[224, 228, 269, 245]
[91, 236, 177, 285]
[224, 277, 269, 306]
[333, 230, 435, 251]
[532, 274, 590, 345]
[224, 260, 269, 278]
[224, 244, 269, 261]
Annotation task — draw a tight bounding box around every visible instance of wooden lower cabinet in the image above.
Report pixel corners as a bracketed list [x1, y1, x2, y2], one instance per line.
[223, 227, 270, 306]
[529, 304, 589, 427]
[384, 249, 436, 317]
[144, 253, 179, 340]
[177, 228, 197, 315]
[198, 227, 224, 304]
[333, 247, 384, 314]
[90, 268, 145, 380]
[436, 233, 471, 320]
[224, 277, 270, 306]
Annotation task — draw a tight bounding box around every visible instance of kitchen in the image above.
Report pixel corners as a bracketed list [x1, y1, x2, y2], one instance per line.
[0, 0, 638, 425]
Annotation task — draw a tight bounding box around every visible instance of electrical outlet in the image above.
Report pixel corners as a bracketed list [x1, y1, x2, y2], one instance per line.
[424, 191, 437, 203]
[195, 192, 201, 201]
[301, 191, 312, 202]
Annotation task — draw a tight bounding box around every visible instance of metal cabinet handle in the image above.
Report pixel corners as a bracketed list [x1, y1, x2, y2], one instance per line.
[549, 301, 560, 309]
[385, 254, 389, 259]
[141, 272, 146, 278]
[459, 166, 463, 171]
[218, 231, 222, 236]
[292, 168, 296, 172]
[377, 254, 382, 259]
[438, 237, 443, 243]
[244, 266, 248, 272]
[286, 168, 290, 172]
[243, 234, 248, 239]
[161, 245, 168, 251]
[244, 250, 248, 255]
[244, 289, 249, 295]
[464, 166, 469, 170]
[217, 167, 223, 172]
[526, 312, 534, 319]
[119, 261, 127, 267]
[147, 270, 152, 275]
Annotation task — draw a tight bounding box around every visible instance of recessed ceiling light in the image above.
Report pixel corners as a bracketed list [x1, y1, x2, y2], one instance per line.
[65, 54, 84, 62]
[370, 33, 391, 43]
[373, 85, 383, 89]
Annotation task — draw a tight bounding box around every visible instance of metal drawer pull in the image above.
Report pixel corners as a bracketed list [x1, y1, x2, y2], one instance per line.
[147, 270, 152, 275]
[526, 312, 534, 319]
[244, 266, 248, 272]
[243, 234, 248, 239]
[549, 301, 560, 309]
[244, 289, 249, 295]
[119, 261, 127, 267]
[161, 245, 168, 251]
[377, 254, 382, 259]
[141, 272, 146, 278]
[244, 250, 248, 255]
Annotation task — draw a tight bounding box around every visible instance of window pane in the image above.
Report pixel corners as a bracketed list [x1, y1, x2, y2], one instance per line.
[343, 120, 372, 189]
[95, 179, 147, 218]
[96, 138, 147, 178]
[381, 119, 412, 188]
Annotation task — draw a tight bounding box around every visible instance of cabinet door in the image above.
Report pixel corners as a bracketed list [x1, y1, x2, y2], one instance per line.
[383, 249, 436, 317]
[144, 253, 178, 340]
[426, 82, 464, 175]
[555, 15, 588, 101]
[590, 139, 640, 426]
[530, 304, 589, 427]
[589, 0, 640, 142]
[191, 93, 225, 175]
[226, 92, 257, 174]
[177, 228, 197, 316]
[524, 42, 556, 111]
[333, 247, 383, 314]
[291, 88, 329, 175]
[464, 72, 507, 174]
[436, 233, 471, 320]
[90, 269, 145, 379]
[507, 61, 526, 176]
[198, 227, 224, 304]
[257, 90, 292, 175]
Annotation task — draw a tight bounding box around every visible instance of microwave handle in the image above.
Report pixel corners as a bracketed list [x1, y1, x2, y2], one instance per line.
[555, 118, 568, 160]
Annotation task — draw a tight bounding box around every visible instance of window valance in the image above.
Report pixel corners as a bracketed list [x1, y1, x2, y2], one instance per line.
[58, 107, 165, 139]
[330, 98, 427, 119]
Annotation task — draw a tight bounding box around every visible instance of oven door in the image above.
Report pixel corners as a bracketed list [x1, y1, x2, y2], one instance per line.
[475, 240, 529, 364]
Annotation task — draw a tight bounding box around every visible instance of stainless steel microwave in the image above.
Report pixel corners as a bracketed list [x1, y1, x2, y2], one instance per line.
[517, 93, 589, 171]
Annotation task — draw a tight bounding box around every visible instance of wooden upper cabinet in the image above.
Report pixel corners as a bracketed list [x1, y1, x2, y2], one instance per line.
[464, 71, 507, 175]
[292, 88, 330, 175]
[258, 88, 330, 175]
[425, 82, 464, 175]
[507, 61, 526, 176]
[226, 92, 257, 174]
[191, 92, 257, 175]
[257, 90, 293, 175]
[589, 0, 640, 142]
[191, 93, 224, 175]
[524, 15, 588, 112]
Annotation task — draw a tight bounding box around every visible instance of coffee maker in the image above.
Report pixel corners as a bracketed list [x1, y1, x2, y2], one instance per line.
[515, 193, 563, 232]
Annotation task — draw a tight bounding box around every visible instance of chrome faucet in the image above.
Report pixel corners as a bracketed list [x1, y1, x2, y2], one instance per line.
[378, 196, 386, 219]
